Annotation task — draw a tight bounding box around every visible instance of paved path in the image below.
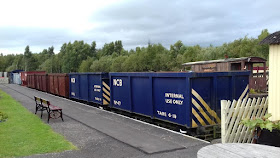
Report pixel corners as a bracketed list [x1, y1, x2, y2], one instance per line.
[0, 84, 209, 158]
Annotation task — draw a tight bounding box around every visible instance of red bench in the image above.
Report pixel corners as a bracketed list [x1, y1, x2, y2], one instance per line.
[34, 96, 64, 123]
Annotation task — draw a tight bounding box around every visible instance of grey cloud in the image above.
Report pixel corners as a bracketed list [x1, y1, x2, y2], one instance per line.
[89, 0, 280, 49]
[1, 0, 280, 54]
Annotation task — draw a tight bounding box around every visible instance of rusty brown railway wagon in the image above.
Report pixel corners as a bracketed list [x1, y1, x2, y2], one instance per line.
[23, 71, 46, 87]
[27, 74, 36, 89]
[182, 57, 268, 92]
[48, 73, 69, 98]
[35, 74, 49, 92]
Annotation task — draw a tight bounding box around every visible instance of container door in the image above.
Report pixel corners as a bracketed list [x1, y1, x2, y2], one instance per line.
[13, 73, 17, 84]
[88, 74, 106, 105]
[58, 76, 67, 97]
[153, 77, 188, 126]
[69, 75, 79, 99]
[131, 77, 153, 117]
[216, 76, 232, 118]
[190, 77, 220, 128]
[49, 75, 55, 94]
[42, 75, 47, 92]
[80, 74, 89, 101]
[111, 76, 131, 111]
[53, 76, 59, 95]
[233, 75, 249, 100]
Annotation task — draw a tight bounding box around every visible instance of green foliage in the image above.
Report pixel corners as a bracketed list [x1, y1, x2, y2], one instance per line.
[0, 111, 8, 122]
[111, 56, 128, 72]
[90, 56, 113, 72]
[79, 57, 94, 72]
[249, 88, 257, 94]
[241, 113, 280, 132]
[61, 41, 91, 73]
[90, 41, 97, 57]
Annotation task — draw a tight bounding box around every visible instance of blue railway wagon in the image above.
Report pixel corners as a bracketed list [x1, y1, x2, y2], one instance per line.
[69, 73, 110, 105]
[109, 71, 250, 128]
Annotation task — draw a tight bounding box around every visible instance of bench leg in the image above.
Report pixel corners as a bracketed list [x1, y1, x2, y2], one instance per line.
[41, 110, 43, 119]
[35, 106, 37, 114]
[47, 112, 50, 123]
[60, 111, 64, 122]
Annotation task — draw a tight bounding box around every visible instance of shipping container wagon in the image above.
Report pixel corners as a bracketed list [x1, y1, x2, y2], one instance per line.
[12, 73, 22, 85]
[109, 71, 250, 128]
[69, 73, 110, 105]
[35, 74, 48, 92]
[9, 70, 23, 84]
[27, 74, 36, 89]
[48, 73, 69, 98]
[21, 71, 46, 86]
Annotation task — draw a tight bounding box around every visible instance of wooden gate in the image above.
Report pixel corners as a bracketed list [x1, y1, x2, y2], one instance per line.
[221, 97, 268, 143]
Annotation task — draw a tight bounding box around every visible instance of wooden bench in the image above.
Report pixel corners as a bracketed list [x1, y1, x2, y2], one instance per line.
[34, 96, 64, 123]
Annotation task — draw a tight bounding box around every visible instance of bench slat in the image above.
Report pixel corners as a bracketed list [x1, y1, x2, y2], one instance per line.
[49, 104, 62, 110]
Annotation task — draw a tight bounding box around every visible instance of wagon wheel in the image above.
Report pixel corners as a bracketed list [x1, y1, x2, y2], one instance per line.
[50, 111, 61, 119]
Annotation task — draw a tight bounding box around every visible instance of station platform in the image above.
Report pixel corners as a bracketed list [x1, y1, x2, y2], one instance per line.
[0, 84, 209, 158]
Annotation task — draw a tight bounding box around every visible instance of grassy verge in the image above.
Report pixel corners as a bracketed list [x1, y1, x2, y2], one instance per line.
[0, 89, 77, 157]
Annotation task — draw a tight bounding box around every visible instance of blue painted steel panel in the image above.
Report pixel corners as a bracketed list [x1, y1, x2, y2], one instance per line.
[89, 74, 108, 104]
[153, 77, 188, 125]
[69, 74, 80, 99]
[69, 73, 109, 105]
[111, 76, 130, 110]
[131, 77, 153, 116]
[80, 74, 89, 101]
[110, 71, 250, 128]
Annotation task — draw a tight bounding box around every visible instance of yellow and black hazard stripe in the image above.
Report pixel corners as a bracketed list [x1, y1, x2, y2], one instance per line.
[191, 89, 221, 128]
[239, 85, 249, 100]
[102, 81, 110, 105]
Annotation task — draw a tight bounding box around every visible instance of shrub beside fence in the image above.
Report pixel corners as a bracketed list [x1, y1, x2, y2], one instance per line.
[221, 97, 268, 143]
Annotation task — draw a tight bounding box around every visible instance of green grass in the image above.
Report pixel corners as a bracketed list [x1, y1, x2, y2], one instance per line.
[0, 89, 77, 157]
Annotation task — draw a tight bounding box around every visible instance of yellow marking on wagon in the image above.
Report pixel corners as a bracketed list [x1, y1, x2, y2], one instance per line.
[192, 89, 221, 123]
[103, 93, 110, 102]
[103, 99, 109, 105]
[192, 98, 215, 125]
[192, 119, 198, 128]
[102, 87, 110, 96]
[192, 108, 206, 126]
[102, 81, 110, 90]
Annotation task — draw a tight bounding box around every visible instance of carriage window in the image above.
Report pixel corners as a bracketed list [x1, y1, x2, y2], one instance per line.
[231, 63, 241, 71]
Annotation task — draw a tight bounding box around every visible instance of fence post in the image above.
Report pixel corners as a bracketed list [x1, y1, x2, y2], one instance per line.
[221, 100, 227, 143]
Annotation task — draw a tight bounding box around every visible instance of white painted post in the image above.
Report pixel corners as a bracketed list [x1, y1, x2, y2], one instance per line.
[260, 32, 280, 121]
[221, 100, 227, 143]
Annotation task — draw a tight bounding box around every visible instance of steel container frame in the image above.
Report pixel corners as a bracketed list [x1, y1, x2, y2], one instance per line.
[69, 72, 110, 105]
[109, 71, 250, 128]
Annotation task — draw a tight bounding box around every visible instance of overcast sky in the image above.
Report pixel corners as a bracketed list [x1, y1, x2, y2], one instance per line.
[0, 0, 279, 55]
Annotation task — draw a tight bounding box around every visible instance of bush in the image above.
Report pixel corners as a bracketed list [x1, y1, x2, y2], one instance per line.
[0, 111, 8, 122]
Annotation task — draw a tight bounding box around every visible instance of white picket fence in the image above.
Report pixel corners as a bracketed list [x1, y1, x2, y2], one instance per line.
[221, 97, 268, 143]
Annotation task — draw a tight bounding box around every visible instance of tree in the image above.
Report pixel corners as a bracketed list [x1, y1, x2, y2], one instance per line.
[48, 46, 55, 56]
[60, 41, 91, 72]
[79, 57, 94, 72]
[111, 56, 128, 72]
[23, 45, 32, 71]
[90, 41, 97, 57]
[102, 42, 115, 56]
[114, 40, 123, 55]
